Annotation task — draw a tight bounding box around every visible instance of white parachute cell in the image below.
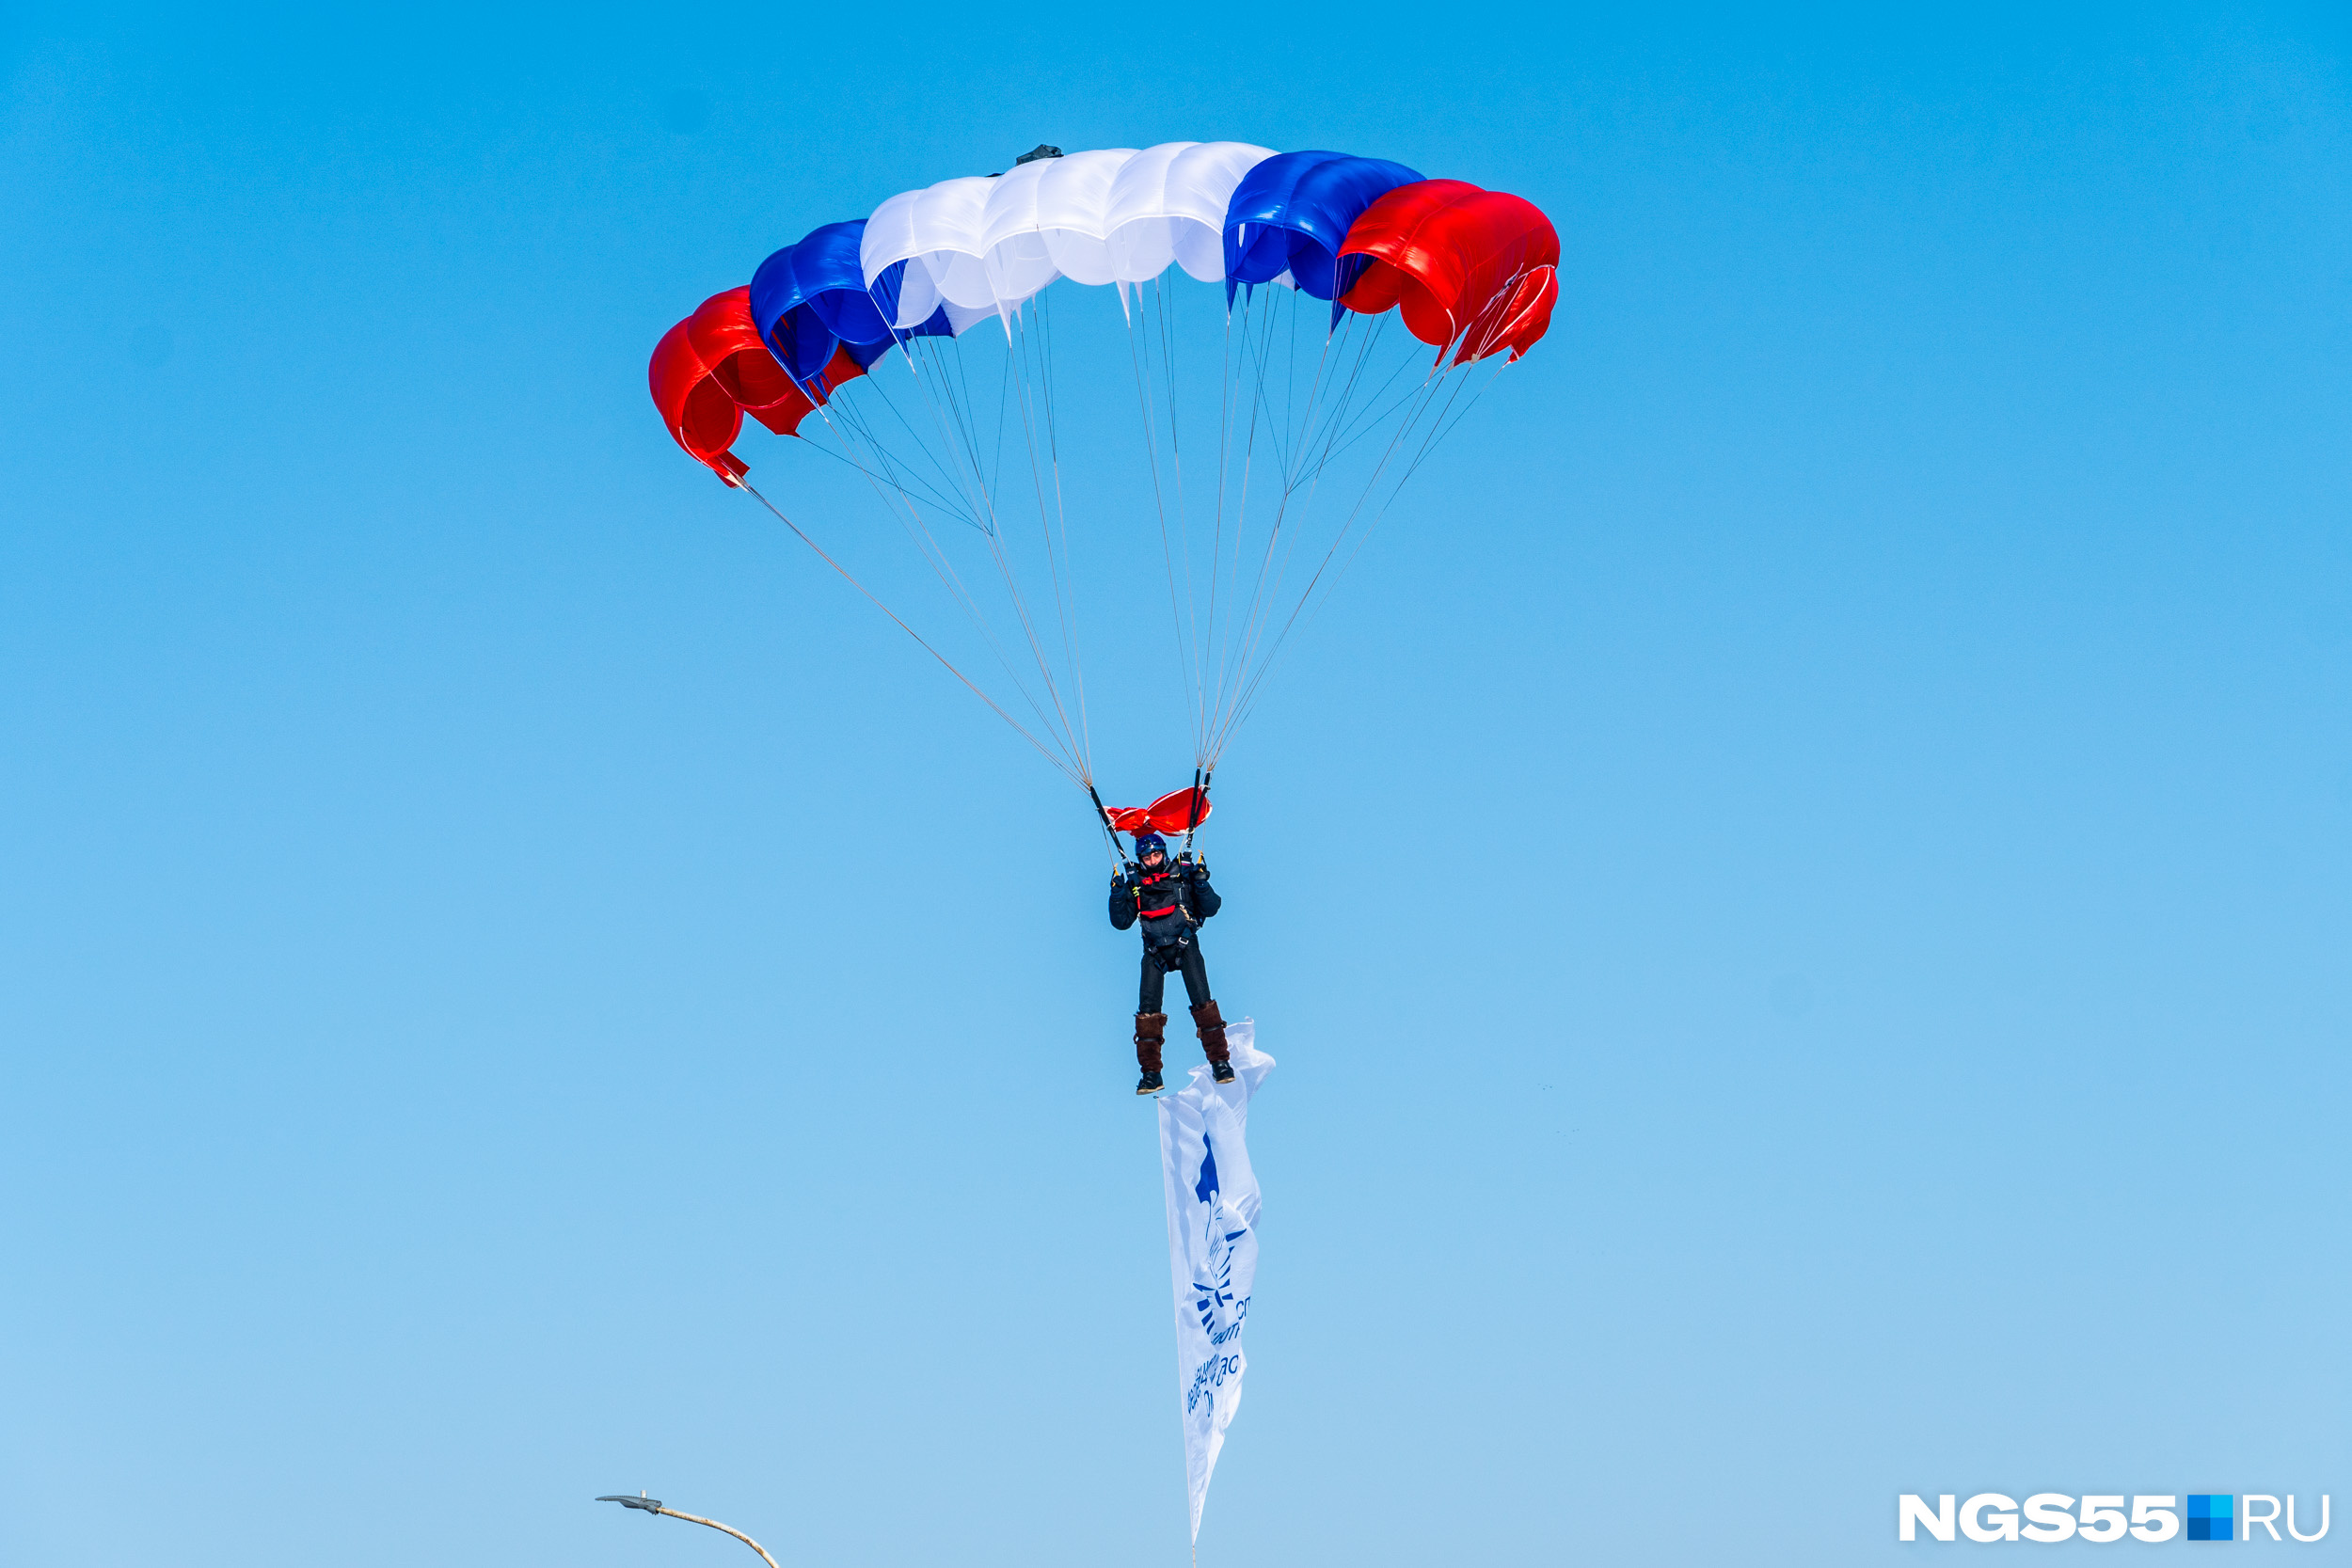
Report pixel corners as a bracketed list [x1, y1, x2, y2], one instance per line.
[1104, 141, 1277, 283]
[988, 147, 1136, 292]
[861, 143, 1280, 326]
[861, 174, 1001, 325]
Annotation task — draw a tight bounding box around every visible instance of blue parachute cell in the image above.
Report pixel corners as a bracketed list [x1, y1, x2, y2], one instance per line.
[749, 220, 951, 391]
[1220, 150, 1423, 303]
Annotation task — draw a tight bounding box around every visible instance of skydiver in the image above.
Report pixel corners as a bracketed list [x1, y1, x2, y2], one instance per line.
[1110, 830, 1230, 1095]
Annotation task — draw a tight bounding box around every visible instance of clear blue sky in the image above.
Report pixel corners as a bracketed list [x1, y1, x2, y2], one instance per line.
[4, 7, 2347, 1566]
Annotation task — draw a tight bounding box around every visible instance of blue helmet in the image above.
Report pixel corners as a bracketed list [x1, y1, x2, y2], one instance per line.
[1133, 831, 1168, 863]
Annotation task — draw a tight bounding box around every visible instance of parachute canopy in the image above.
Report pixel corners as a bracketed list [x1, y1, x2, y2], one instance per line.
[657, 141, 1559, 476]
[646, 140, 1557, 823]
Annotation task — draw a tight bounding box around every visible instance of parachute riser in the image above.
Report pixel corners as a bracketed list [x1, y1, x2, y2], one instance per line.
[1184, 767, 1212, 852]
[1087, 782, 1128, 869]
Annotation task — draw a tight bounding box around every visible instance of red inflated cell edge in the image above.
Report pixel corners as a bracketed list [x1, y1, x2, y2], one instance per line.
[650, 291, 874, 485]
[686, 287, 814, 436]
[1335, 180, 1561, 362]
[685, 287, 870, 435]
[649, 318, 748, 485]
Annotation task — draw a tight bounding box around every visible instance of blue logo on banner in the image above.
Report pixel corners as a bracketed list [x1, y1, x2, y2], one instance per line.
[1188, 1132, 1248, 1347]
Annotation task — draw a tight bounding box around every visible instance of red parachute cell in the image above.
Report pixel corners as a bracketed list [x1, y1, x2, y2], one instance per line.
[1336, 180, 1560, 363]
[648, 289, 871, 485]
[1107, 787, 1215, 837]
[649, 318, 749, 485]
[687, 287, 876, 433]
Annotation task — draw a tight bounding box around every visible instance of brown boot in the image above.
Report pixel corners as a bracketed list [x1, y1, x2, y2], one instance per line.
[1134, 1012, 1168, 1093]
[1190, 999, 1231, 1068]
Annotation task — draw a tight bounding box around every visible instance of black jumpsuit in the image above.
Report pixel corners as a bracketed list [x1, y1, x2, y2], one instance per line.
[1109, 859, 1222, 1013]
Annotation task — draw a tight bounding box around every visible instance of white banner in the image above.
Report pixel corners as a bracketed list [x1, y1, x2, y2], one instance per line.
[1157, 1020, 1273, 1544]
